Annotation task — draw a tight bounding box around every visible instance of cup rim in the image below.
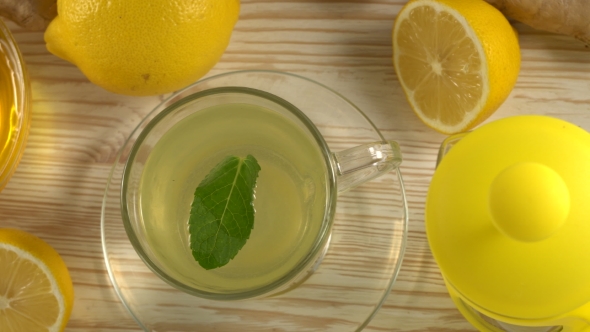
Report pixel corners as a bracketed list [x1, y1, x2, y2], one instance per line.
[121, 86, 338, 300]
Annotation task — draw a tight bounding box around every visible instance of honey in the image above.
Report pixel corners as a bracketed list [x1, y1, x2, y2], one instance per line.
[0, 20, 31, 191]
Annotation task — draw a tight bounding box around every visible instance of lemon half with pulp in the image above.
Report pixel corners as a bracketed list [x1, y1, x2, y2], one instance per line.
[393, 0, 520, 134]
[0, 228, 74, 332]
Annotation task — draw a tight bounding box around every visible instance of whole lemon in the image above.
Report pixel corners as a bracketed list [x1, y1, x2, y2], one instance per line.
[44, 0, 240, 96]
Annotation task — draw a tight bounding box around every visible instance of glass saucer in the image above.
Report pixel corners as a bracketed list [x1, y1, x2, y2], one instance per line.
[101, 70, 408, 332]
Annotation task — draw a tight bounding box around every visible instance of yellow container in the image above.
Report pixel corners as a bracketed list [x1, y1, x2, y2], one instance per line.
[427, 115, 590, 331]
[0, 19, 31, 191]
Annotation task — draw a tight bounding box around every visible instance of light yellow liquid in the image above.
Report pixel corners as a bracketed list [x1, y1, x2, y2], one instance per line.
[138, 102, 328, 294]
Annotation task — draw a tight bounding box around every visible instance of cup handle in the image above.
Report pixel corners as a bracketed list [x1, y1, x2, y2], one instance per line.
[332, 141, 402, 193]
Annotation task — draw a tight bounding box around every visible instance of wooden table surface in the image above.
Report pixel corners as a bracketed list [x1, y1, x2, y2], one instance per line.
[2, 0, 590, 331]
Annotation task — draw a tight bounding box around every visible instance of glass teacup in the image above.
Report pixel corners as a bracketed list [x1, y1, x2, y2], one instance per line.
[122, 86, 402, 300]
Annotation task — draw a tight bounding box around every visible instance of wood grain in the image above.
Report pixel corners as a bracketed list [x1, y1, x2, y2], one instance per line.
[1, 0, 589, 331]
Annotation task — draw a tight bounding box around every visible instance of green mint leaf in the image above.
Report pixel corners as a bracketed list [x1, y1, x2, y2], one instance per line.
[188, 155, 261, 270]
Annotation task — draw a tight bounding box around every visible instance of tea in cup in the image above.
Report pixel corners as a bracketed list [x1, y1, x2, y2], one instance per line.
[122, 86, 402, 300]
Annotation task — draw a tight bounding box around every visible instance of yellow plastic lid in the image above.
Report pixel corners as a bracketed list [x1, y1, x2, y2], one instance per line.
[426, 115, 590, 319]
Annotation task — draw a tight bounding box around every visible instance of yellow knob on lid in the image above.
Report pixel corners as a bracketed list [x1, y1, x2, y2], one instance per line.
[426, 115, 590, 320]
[489, 162, 570, 242]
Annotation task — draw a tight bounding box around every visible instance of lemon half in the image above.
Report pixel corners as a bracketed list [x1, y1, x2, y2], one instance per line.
[393, 0, 520, 134]
[0, 228, 74, 332]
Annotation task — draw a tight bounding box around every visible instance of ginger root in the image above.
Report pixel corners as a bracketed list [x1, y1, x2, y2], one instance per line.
[485, 0, 590, 45]
[0, 0, 56, 30]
